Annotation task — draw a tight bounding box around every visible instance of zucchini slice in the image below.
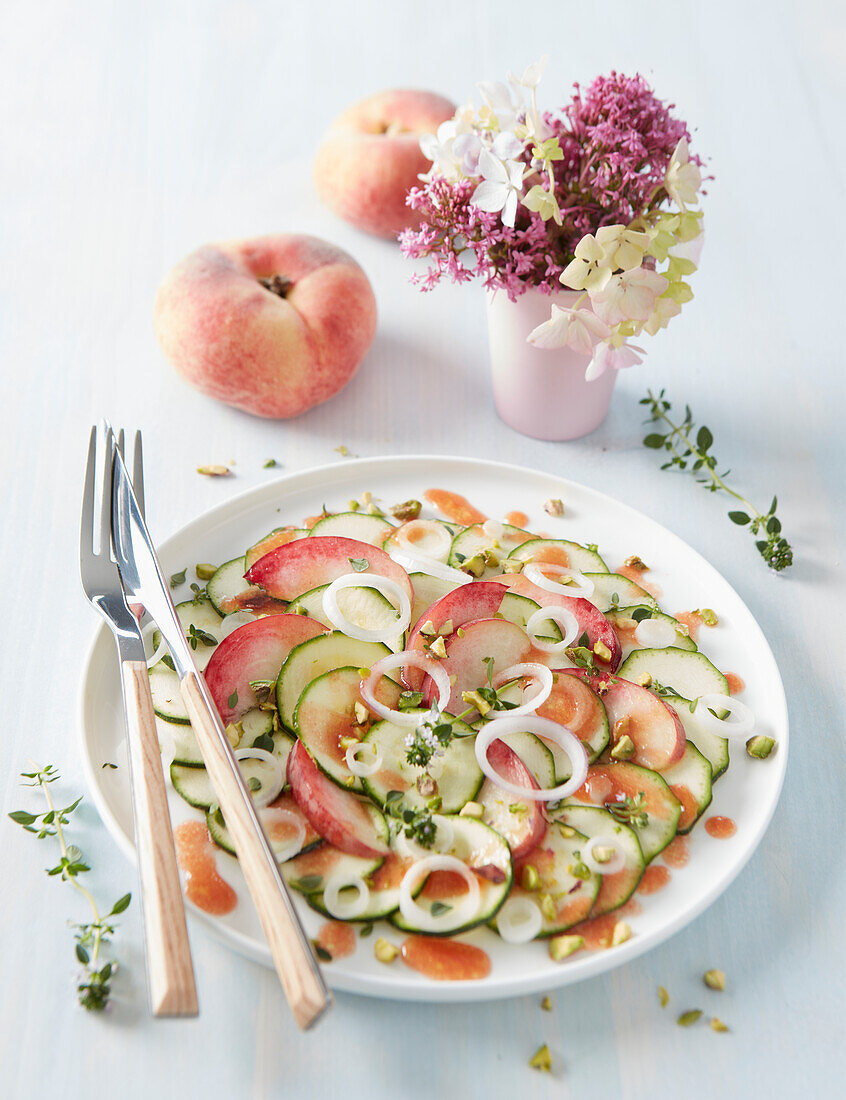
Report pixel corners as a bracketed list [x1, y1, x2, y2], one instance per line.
[309, 511, 396, 546]
[165, 713, 286, 769]
[496, 591, 560, 642]
[606, 606, 697, 660]
[506, 538, 609, 574]
[171, 746, 283, 811]
[618, 647, 729, 704]
[555, 804, 645, 917]
[281, 843, 384, 897]
[582, 573, 658, 613]
[150, 662, 190, 723]
[448, 523, 533, 572]
[206, 793, 320, 858]
[306, 848, 413, 922]
[206, 557, 250, 615]
[667, 694, 729, 780]
[288, 583, 405, 651]
[408, 572, 462, 628]
[661, 741, 713, 832]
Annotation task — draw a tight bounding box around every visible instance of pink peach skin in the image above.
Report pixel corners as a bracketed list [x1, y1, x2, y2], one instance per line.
[313, 89, 455, 239]
[153, 234, 377, 418]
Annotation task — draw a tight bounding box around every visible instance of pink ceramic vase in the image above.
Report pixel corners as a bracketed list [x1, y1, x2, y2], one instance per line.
[486, 286, 617, 441]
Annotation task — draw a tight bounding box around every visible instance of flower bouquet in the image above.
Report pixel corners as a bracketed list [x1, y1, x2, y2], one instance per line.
[401, 60, 706, 439]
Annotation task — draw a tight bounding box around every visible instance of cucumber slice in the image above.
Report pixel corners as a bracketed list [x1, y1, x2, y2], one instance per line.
[206, 793, 320, 858]
[276, 632, 393, 732]
[448, 523, 533, 572]
[495, 591, 559, 643]
[383, 519, 460, 564]
[288, 583, 405, 651]
[618, 647, 729, 705]
[306, 848, 412, 922]
[309, 511, 395, 545]
[606, 606, 697, 660]
[389, 815, 513, 936]
[171, 746, 283, 811]
[164, 712, 283, 768]
[555, 805, 645, 916]
[150, 661, 190, 723]
[582, 573, 658, 613]
[506, 538, 609, 574]
[492, 730, 556, 789]
[207, 557, 249, 615]
[281, 842, 384, 897]
[497, 825, 600, 937]
[361, 714, 482, 812]
[294, 666, 401, 792]
[408, 572, 462, 627]
[661, 741, 713, 833]
[666, 694, 729, 779]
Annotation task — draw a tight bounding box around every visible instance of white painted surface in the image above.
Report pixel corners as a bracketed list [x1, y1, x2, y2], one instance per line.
[2, 0, 844, 1096]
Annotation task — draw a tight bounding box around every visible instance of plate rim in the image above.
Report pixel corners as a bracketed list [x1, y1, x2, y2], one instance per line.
[78, 453, 789, 1003]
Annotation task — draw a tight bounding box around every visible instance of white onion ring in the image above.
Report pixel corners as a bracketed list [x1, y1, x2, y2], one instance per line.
[388, 549, 473, 586]
[526, 606, 580, 654]
[398, 854, 481, 932]
[496, 895, 543, 943]
[634, 616, 677, 649]
[489, 663, 553, 719]
[345, 740, 382, 777]
[394, 814, 455, 860]
[582, 835, 626, 875]
[395, 520, 452, 559]
[322, 573, 411, 643]
[234, 746, 285, 808]
[219, 610, 257, 639]
[524, 562, 595, 599]
[323, 873, 371, 919]
[143, 622, 169, 669]
[361, 651, 452, 728]
[474, 716, 589, 801]
[482, 519, 505, 540]
[259, 806, 306, 863]
[694, 693, 755, 740]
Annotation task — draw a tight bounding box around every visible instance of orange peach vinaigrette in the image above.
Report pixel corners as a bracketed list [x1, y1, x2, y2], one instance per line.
[669, 786, 700, 832]
[661, 835, 690, 869]
[504, 510, 529, 528]
[617, 563, 663, 600]
[674, 611, 703, 644]
[316, 921, 357, 960]
[705, 815, 737, 839]
[173, 821, 237, 916]
[423, 489, 487, 526]
[637, 865, 672, 895]
[571, 899, 641, 950]
[401, 936, 491, 981]
[725, 673, 745, 695]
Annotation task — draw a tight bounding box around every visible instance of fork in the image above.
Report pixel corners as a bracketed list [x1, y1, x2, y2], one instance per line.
[81, 425, 198, 1017]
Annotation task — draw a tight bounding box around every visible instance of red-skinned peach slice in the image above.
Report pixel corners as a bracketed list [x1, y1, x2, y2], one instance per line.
[534, 673, 606, 745]
[204, 614, 327, 723]
[506, 574, 622, 670]
[477, 738, 547, 859]
[245, 536, 413, 604]
[421, 617, 532, 713]
[402, 581, 507, 690]
[564, 670, 685, 771]
[286, 740, 389, 858]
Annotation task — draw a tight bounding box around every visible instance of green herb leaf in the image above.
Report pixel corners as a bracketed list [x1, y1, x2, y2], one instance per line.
[728, 511, 750, 525]
[228, 689, 239, 708]
[251, 732, 274, 753]
[247, 777, 262, 792]
[643, 434, 665, 449]
[169, 568, 187, 588]
[294, 875, 323, 891]
[696, 425, 713, 452]
[8, 810, 37, 826]
[348, 557, 370, 572]
[263, 458, 279, 468]
[313, 942, 332, 962]
[430, 901, 452, 917]
[110, 893, 132, 915]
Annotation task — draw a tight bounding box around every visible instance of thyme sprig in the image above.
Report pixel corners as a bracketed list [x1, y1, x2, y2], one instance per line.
[641, 390, 793, 572]
[9, 765, 131, 1011]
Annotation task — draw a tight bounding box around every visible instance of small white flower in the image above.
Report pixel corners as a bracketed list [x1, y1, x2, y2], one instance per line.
[491, 130, 525, 161]
[470, 148, 525, 227]
[528, 306, 611, 354]
[476, 80, 522, 130]
[419, 119, 464, 180]
[453, 132, 484, 176]
[589, 267, 669, 326]
[595, 225, 652, 272]
[560, 234, 614, 293]
[664, 138, 702, 209]
[586, 341, 646, 381]
[507, 55, 549, 90]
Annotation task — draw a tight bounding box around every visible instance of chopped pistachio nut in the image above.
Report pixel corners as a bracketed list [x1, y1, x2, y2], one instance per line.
[591, 846, 617, 865]
[391, 499, 422, 521]
[353, 701, 369, 725]
[521, 864, 541, 891]
[427, 636, 447, 659]
[374, 938, 400, 964]
[677, 1009, 703, 1027]
[543, 498, 564, 517]
[501, 558, 525, 574]
[347, 499, 361, 511]
[675, 621, 690, 637]
[416, 775, 437, 798]
[419, 619, 437, 637]
[617, 617, 638, 630]
[697, 608, 719, 627]
[638, 672, 653, 688]
[610, 734, 636, 761]
[624, 555, 649, 571]
[462, 689, 491, 716]
[483, 548, 500, 568]
[456, 626, 466, 638]
[548, 933, 584, 961]
[459, 801, 484, 819]
[539, 894, 558, 922]
[593, 640, 612, 662]
[357, 668, 371, 679]
[461, 552, 487, 578]
[658, 985, 670, 1008]
[367, 503, 385, 517]
[528, 1044, 552, 1072]
[556, 823, 576, 838]
[224, 722, 243, 748]
[293, 604, 308, 615]
[611, 921, 632, 946]
[335, 444, 350, 456]
[197, 464, 230, 477]
[195, 562, 218, 580]
[710, 1017, 729, 1033]
[508, 803, 528, 815]
[568, 861, 591, 881]
[540, 995, 552, 1012]
[343, 776, 357, 788]
[361, 491, 373, 505]
[746, 735, 776, 760]
[703, 969, 726, 991]
[339, 734, 361, 750]
[439, 619, 454, 636]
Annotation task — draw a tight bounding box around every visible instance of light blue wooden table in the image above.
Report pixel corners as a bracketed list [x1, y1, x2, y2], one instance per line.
[2, 1, 844, 1095]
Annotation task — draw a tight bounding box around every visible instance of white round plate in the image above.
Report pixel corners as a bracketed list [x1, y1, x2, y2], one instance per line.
[79, 455, 788, 1002]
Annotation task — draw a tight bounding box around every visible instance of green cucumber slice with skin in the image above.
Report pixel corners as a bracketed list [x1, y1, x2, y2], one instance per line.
[565, 762, 681, 863]
[389, 815, 513, 936]
[206, 792, 320, 858]
[293, 666, 401, 792]
[666, 694, 729, 780]
[171, 746, 283, 810]
[309, 511, 396, 546]
[383, 519, 461, 565]
[582, 573, 658, 613]
[618, 648, 729, 710]
[506, 538, 609, 574]
[281, 842, 384, 897]
[408, 572, 462, 628]
[150, 662, 191, 723]
[661, 741, 713, 833]
[149, 600, 224, 718]
[500, 825, 601, 937]
[448, 523, 533, 572]
[305, 848, 412, 922]
[151, 596, 223, 651]
[606, 606, 697, 660]
[288, 583, 405, 652]
[496, 591, 561, 642]
[492, 730, 556, 790]
[360, 714, 482, 812]
[276, 632, 393, 732]
[206, 557, 250, 615]
[163, 709, 281, 767]
[554, 805, 645, 917]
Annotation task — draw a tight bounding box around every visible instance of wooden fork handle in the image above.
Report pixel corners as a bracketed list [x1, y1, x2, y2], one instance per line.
[179, 670, 332, 1030]
[121, 660, 198, 1017]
